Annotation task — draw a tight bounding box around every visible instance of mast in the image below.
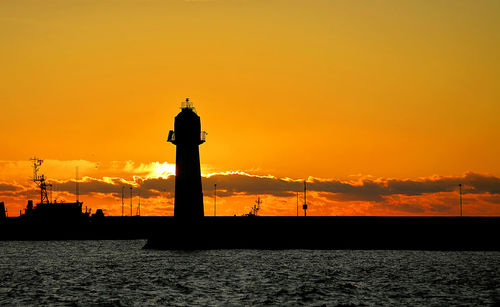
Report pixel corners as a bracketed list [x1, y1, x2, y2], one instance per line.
[30, 157, 50, 205]
[254, 197, 262, 216]
[303, 180, 308, 216]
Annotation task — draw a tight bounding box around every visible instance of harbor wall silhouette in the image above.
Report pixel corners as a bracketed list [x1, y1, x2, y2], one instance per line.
[144, 216, 500, 250]
[1, 214, 499, 250]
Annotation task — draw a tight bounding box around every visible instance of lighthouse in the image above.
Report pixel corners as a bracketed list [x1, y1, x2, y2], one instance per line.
[167, 98, 206, 218]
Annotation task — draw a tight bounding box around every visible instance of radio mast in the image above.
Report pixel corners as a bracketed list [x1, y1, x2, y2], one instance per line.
[30, 157, 51, 204]
[303, 181, 308, 216]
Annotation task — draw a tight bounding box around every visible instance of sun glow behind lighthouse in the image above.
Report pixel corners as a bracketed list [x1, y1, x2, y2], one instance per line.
[147, 162, 176, 178]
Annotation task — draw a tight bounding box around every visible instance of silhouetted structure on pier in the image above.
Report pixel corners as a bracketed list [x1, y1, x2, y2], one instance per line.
[0, 202, 6, 220]
[20, 158, 89, 224]
[167, 98, 206, 218]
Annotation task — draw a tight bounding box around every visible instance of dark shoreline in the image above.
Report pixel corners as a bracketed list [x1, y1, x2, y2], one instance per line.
[1, 216, 499, 251]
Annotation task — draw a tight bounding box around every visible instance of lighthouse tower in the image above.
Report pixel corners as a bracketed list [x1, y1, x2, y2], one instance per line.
[167, 98, 206, 218]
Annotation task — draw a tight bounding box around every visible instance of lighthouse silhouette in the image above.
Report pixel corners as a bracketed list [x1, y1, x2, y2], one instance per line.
[168, 98, 206, 218]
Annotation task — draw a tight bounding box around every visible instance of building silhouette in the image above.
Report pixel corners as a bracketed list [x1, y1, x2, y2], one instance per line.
[167, 98, 206, 218]
[0, 202, 6, 220]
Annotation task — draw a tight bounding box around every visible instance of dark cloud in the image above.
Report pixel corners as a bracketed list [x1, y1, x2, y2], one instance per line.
[309, 179, 387, 202]
[136, 177, 174, 195]
[463, 172, 500, 194]
[50, 178, 125, 197]
[202, 174, 297, 197]
[2, 172, 499, 205]
[0, 183, 22, 192]
[308, 172, 500, 202]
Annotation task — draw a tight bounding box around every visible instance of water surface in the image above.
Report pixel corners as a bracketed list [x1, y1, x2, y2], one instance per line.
[0, 240, 499, 305]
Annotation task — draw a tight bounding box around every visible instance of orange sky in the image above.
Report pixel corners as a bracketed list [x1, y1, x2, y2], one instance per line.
[1, 0, 499, 216]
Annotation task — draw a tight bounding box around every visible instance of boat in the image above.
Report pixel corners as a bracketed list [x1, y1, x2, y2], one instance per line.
[20, 157, 90, 224]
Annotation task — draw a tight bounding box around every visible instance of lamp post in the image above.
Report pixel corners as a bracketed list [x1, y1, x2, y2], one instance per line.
[303, 181, 308, 217]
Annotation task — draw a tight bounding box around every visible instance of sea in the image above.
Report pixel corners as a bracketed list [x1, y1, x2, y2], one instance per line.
[0, 240, 499, 306]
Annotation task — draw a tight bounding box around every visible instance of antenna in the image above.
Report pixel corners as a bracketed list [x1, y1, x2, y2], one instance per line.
[459, 184, 462, 217]
[214, 183, 217, 217]
[303, 181, 308, 217]
[181, 97, 195, 111]
[30, 157, 43, 181]
[254, 197, 262, 216]
[30, 157, 50, 204]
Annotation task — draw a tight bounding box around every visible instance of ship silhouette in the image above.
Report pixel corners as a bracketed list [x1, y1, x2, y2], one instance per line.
[21, 157, 90, 224]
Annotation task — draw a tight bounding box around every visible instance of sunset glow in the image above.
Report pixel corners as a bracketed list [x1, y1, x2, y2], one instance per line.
[147, 162, 177, 179]
[1, 0, 499, 217]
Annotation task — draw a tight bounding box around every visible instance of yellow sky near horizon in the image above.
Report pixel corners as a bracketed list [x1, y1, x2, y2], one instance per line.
[1, 0, 500, 183]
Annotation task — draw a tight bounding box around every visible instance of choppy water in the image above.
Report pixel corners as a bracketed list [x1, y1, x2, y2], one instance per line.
[0, 240, 499, 306]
